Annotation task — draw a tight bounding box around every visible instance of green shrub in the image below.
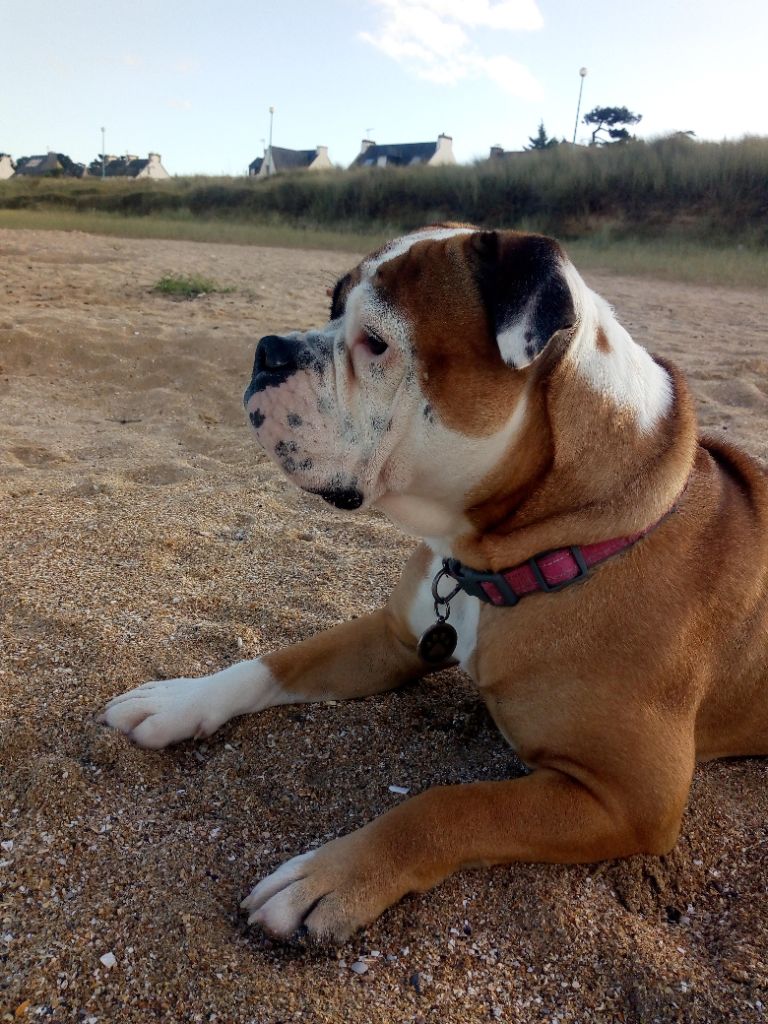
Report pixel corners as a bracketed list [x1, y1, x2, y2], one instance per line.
[152, 274, 232, 299]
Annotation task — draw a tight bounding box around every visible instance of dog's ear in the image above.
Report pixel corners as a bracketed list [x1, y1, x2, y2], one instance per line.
[470, 231, 576, 370]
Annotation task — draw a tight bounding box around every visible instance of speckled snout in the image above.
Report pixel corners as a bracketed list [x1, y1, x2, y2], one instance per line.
[243, 331, 364, 509]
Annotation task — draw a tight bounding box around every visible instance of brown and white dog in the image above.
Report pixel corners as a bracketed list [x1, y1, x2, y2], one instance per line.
[99, 226, 768, 943]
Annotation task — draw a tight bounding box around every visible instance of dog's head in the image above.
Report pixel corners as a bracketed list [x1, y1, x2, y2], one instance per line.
[244, 226, 578, 536]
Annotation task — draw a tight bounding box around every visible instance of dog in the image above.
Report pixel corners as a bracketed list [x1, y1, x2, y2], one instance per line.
[99, 225, 768, 943]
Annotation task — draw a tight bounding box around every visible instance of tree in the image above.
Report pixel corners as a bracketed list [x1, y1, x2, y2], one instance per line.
[583, 106, 642, 145]
[525, 120, 559, 151]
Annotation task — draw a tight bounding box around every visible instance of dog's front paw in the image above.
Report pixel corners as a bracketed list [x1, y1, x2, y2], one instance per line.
[96, 676, 226, 748]
[241, 828, 410, 944]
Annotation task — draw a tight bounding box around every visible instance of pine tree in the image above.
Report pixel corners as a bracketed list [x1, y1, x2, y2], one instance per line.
[583, 106, 642, 145]
[525, 121, 559, 151]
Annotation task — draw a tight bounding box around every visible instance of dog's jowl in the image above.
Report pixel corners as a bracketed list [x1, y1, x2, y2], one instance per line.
[99, 226, 768, 943]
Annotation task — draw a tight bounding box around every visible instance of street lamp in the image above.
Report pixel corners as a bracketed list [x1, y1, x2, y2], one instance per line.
[267, 106, 275, 175]
[101, 126, 106, 179]
[572, 68, 587, 145]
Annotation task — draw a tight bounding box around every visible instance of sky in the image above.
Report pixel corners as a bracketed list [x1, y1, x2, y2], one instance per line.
[2, 0, 767, 176]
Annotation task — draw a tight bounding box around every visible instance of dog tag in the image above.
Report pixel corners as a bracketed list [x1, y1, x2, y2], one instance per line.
[417, 621, 458, 664]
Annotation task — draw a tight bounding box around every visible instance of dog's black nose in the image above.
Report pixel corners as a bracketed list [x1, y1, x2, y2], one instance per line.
[247, 335, 304, 396]
[255, 335, 301, 374]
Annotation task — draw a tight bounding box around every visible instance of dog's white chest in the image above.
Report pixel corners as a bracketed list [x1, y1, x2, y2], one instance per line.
[407, 551, 480, 675]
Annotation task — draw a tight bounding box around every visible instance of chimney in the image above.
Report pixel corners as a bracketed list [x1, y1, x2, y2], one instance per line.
[489, 145, 504, 159]
[432, 133, 455, 165]
[360, 139, 375, 153]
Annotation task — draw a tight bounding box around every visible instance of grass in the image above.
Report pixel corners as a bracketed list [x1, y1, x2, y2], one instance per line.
[0, 207, 765, 289]
[152, 273, 233, 299]
[564, 236, 768, 289]
[0, 208, 390, 253]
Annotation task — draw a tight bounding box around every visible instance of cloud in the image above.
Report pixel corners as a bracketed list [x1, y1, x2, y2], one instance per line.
[360, 0, 544, 97]
[167, 98, 193, 111]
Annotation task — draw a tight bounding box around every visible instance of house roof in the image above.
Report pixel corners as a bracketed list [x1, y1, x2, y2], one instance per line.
[249, 156, 263, 174]
[269, 146, 318, 171]
[14, 154, 53, 174]
[351, 141, 438, 167]
[15, 153, 87, 177]
[104, 157, 151, 177]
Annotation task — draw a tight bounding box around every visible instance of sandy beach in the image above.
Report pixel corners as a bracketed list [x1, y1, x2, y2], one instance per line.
[1, 228, 767, 1023]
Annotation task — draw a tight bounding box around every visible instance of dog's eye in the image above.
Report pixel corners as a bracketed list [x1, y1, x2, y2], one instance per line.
[363, 331, 388, 357]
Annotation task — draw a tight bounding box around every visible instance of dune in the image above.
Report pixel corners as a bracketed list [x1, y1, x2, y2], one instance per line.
[1, 228, 766, 1022]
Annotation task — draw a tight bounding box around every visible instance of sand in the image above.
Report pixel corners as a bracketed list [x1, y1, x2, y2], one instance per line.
[1, 228, 767, 1023]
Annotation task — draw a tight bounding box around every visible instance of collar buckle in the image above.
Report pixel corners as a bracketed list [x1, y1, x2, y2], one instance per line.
[443, 558, 520, 606]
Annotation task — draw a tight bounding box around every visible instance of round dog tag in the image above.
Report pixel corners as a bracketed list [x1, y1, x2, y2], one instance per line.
[417, 621, 458, 664]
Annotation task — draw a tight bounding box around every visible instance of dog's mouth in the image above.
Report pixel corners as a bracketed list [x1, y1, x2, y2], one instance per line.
[310, 486, 365, 511]
[242, 361, 367, 513]
[243, 402, 366, 511]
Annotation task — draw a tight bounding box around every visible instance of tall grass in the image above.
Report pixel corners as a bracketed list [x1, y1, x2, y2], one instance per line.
[1, 208, 764, 288]
[2, 135, 767, 244]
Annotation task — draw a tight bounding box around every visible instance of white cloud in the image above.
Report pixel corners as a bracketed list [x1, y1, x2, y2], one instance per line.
[483, 54, 542, 95]
[376, 0, 543, 31]
[360, 0, 544, 98]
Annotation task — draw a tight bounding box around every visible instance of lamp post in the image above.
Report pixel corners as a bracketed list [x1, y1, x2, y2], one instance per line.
[101, 126, 106, 179]
[572, 68, 587, 145]
[267, 106, 275, 175]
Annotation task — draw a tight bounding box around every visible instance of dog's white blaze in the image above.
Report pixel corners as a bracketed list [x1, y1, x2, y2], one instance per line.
[407, 549, 480, 676]
[364, 226, 475, 273]
[563, 262, 672, 433]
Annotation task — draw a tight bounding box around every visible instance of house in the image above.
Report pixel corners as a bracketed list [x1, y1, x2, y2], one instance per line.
[89, 153, 170, 179]
[249, 145, 331, 178]
[350, 134, 455, 168]
[0, 154, 14, 180]
[488, 145, 526, 160]
[13, 151, 87, 177]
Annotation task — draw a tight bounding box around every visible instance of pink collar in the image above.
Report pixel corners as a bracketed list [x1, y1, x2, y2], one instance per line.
[440, 497, 683, 607]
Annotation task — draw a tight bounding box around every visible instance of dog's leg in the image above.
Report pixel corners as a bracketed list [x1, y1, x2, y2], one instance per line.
[97, 547, 432, 748]
[243, 739, 695, 942]
[96, 608, 427, 748]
